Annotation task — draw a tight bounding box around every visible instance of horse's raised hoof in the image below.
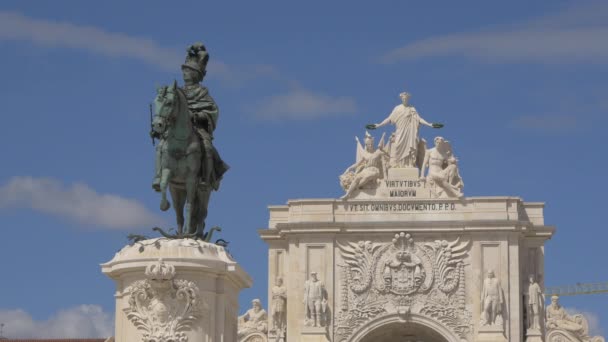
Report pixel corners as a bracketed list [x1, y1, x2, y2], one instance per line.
[160, 199, 171, 211]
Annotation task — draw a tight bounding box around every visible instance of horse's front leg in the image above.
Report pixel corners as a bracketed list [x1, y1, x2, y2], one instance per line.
[160, 168, 172, 211]
[183, 175, 197, 234]
[169, 185, 185, 235]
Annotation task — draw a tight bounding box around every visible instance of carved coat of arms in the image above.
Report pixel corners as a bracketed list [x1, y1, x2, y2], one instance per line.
[123, 259, 207, 342]
[336, 232, 471, 341]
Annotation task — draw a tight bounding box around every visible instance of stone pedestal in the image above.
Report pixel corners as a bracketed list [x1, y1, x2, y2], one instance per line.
[525, 329, 543, 342]
[301, 326, 329, 342]
[101, 238, 252, 342]
[477, 326, 507, 342]
[387, 167, 420, 179]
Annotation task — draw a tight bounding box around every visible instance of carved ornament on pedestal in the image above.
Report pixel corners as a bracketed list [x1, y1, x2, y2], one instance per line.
[335, 232, 471, 341]
[123, 258, 205, 342]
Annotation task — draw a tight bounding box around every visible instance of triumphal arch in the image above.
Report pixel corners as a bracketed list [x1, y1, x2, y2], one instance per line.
[246, 92, 604, 342]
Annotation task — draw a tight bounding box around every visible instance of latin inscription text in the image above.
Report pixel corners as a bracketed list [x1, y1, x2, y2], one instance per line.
[346, 202, 456, 212]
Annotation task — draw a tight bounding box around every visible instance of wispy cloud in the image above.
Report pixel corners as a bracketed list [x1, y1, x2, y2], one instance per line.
[211, 61, 280, 88]
[0, 11, 357, 119]
[0, 11, 277, 87]
[0, 305, 113, 339]
[0, 176, 162, 229]
[0, 10, 181, 70]
[567, 308, 603, 337]
[382, 1, 608, 64]
[511, 114, 577, 132]
[255, 89, 357, 120]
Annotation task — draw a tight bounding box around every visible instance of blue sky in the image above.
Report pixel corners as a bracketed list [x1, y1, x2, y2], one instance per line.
[0, 0, 607, 338]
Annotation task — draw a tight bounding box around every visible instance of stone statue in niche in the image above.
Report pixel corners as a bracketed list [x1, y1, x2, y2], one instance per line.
[303, 271, 329, 327]
[480, 269, 505, 327]
[238, 299, 268, 338]
[526, 274, 544, 332]
[420, 136, 464, 198]
[340, 131, 388, 199]
[366, 92, 443, 168]
[271, 277, 287, 336]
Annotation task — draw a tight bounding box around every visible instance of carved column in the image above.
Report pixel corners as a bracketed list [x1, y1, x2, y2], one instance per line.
[102, 238, 252, 342]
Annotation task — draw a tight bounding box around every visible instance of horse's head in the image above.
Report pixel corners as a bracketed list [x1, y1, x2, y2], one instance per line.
[152, 80, 180, 135]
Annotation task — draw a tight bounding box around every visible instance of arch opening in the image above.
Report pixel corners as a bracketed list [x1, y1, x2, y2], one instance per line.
[349, 313, 461, 342]
[360, 321, 449, 342]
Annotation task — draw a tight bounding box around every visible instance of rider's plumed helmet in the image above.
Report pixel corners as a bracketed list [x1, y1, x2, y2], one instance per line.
[182, 42, 209, 77]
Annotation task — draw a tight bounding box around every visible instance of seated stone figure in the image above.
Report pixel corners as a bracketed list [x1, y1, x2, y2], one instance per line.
[238, 299, 268, 338]
[546, 295, 605, 342]
[340, 132, 388, 199]
[420, 136, 464, 198]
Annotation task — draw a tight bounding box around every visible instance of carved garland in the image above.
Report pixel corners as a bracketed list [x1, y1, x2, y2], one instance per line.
[336, 233, 472, 341]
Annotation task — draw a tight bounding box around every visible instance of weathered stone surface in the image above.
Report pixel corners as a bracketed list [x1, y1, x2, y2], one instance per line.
[258, 194, 554, 341]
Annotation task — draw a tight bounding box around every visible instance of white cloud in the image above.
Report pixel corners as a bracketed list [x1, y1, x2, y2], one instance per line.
[382, 2, 608, 64]
[0, 305, 113, 339]
[255, 89, 357, 120]
[566, 307, 603, 337]
[0, 176, 163, 229]
[0, 11, 181, 70]
[210, 60, 280, 88]
[0, 11, 277, 86]
[511, 114, 577, 132]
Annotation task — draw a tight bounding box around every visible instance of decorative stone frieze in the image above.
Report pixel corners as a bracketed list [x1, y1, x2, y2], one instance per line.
[335, 232, 472, 341]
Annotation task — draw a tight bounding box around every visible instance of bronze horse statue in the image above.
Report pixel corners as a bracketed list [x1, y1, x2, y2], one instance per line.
[151, 81, 218, 240]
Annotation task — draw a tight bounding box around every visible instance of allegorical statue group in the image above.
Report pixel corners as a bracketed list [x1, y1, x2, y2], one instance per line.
[339, 92, 465, 200]
[150, 42, 229, 239]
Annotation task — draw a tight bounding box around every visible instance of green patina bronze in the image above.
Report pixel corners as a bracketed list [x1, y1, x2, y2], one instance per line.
[150, 42, 229, 240]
